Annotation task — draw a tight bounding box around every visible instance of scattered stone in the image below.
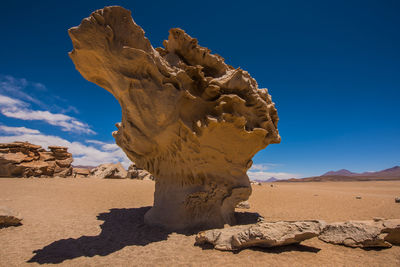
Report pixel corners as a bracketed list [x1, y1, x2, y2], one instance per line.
[0, 206, 23, 228]
[270, 184, 274, 187]
[69, 6, 280, 231]
[319, 219, 400, 248]
[90, 163, 127, 179]
[236, 201, 250, 209]
[73, 168, 90, 178]
[251, 181, 262, 186]
[195, 220, 325, 251]
[395, 197, 400, 203]
[0, 142, 73, 178]
[356, 196, 362, 199]
[127, 163, 154, 180]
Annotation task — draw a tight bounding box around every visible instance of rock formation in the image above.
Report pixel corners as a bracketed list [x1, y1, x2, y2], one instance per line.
[0, 142, 73, 178]
[127, 163, 154, 180]
[0, 206, 23, 228]
[68, 6, 280, 231]
[90, 163, 127, 179]
[195, 220, 324, 251]
[319, 219, 400, 248]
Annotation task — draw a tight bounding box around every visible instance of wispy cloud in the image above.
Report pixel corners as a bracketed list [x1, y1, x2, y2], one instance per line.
[0, 93, 95, 134]
[0, 129, 131, 168]
[0, 125, 40, 135]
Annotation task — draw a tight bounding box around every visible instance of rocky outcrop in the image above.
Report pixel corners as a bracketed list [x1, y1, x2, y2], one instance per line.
[90, 163, 127, 179]
[127, 163, 154, 180]
[0, 206, 23, 228]
[0, 142, 73, 178]
[69, 6, 280, 231]
[195, 220, 324, 251]
[319, 219, 400, 248]
[73, 168, 90, 178]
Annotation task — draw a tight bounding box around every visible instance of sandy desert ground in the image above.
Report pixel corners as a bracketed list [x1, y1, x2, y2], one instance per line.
[1, 178, 399, 266]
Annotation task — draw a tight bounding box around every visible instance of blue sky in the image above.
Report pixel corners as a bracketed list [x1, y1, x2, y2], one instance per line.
[0, 0, 399, 179]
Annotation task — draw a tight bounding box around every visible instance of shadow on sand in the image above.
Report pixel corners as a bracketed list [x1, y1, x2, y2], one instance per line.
[27, 208, 317, 264]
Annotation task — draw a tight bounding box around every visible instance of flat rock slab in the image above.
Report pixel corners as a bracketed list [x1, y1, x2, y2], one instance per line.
[195, 220, 325, 251]
[0, 206, 23, 228]
[319, 219, 400, 248]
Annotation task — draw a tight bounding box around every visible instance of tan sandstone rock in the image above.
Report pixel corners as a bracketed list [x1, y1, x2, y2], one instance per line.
[236, 201, 250, 209]
[319, 219, 400, 248]
[0, 142, 73, 178]
[90, 163, 127, 179]
[73, 168, 90, 178]
[0, 206, 23, 228]
[127, 163, 154, 180]
[195, 220, 324, 251]
[68, 6, 280, 231]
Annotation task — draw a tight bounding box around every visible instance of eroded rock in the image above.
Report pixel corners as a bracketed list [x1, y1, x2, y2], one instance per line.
[319, 219, 400, 248]
[127, 163, 154, 180]
[73, 168, 90, 178]
[0, 206, 23, 228]
[69, 6, 280, 231]
[236, 201, 250, 209]
[90, 163, 127, 179]
[195, 220, 324, 251]
[0, 142, 73, 178]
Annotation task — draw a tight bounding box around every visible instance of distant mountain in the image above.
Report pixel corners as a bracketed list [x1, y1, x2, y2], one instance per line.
[322, 169, 356, 176]
[265, 177, 278, 182]
[278, 166, 400, 182]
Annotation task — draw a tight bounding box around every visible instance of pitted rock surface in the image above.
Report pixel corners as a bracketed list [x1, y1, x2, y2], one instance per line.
[69, 6, 280, 231]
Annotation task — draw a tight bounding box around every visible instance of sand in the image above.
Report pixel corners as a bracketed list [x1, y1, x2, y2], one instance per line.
[1, 178, 399, 266]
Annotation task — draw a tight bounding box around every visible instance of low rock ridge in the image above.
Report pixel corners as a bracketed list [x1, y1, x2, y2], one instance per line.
[0, 142, 73, 178]
[195, 218, 400, 251]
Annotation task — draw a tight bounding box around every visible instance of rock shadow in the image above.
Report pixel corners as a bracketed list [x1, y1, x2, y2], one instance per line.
[27, 209, 271, 264]
[28, 206, 171, 264]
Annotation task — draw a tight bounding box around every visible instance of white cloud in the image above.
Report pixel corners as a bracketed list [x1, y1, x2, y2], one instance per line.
[247, 163, 300, 180]
[0, 93, 95, 134]
[0, 132, 131, 169]
[0, 125, 40, 135]
[0, 95, 26, 107]
[247, 171, 300, 181]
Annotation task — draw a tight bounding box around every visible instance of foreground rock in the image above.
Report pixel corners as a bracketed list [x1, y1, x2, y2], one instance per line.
[90, 163, 127, 179]
[127, 163, 154, 180]
[0, 206, 22, 228]
[0, 142, 73, 178]
[69, 6, 280, 231]
[196, 220, 324, 251]
[319, 219, 400, 248]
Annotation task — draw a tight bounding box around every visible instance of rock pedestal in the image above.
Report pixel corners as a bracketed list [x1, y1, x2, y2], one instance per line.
[68, 6, 280, 231]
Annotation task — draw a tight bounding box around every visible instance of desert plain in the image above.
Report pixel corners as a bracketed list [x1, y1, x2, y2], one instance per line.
[1, 178, 399, 266]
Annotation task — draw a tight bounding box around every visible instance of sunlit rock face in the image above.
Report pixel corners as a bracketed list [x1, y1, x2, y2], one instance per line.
[68, 6, 280, 231]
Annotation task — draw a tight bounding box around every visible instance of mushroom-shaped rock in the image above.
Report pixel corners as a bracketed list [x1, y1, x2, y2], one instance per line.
[68, 6, 280, 231]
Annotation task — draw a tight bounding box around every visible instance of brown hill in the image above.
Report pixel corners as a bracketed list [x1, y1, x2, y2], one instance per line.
[279, 166, 400, 182]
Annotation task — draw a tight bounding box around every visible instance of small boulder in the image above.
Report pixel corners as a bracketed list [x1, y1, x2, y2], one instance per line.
[395, 197, 400, 203]
[0, 206, 23, 228]
[90, 163, 127, 178]
[236, 201, 250, 209]
[127, 163, 154, 180]
[73, 168, 90, 178]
